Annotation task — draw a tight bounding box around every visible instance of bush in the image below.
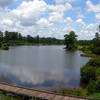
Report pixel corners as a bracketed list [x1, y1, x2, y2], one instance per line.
[96, 80, 100, 93]
[1, 43, 9, 50]
[81, 66, 96, 83]
[92, 47, 100, 55]
[72, 88, 88, 97]
[87, 80, 96, 94]
[0, 42, 2, 47]
[57, 88, 88, 97]
[67, 43, 78, 51]
[81, 46, 89, 52]
[87, 57, 100, 67]
[96, 68, 100, 80]
[81, 56, 100, 95]
[57, 88, 72, 95]
[88, 93, 100, 99]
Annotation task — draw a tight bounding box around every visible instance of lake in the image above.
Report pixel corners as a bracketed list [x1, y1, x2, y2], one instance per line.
[0, 46, 90, 91]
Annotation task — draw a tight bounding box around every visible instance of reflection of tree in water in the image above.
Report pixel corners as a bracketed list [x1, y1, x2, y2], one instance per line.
[0, 75, 13, 84]
[64, 50, 80, 69]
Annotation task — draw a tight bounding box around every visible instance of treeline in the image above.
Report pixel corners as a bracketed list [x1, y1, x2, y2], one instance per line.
[77, 40, 92, 46]
[0, 31, 64, 47]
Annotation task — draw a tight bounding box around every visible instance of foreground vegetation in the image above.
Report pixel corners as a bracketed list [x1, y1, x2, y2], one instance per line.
[57, 57, 100, 99]
[57, 88, 100, 99]
[57, 56, 100, 98]
[0, 94, 18, 100]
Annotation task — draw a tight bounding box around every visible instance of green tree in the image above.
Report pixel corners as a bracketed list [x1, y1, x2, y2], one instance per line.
[36, 35, 40, 43]
[18, 33, 22, 40]
[64, 31, 77, 50]
[0, 31, 3, 42]
[27, 35, 33, 43]
[4, 31, 9, 42]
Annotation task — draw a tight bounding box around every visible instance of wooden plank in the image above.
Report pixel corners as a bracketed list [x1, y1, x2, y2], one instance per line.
[38, 93, 48, 99]
[53, 95, 64, 100]
[63, 97, 71, 100]
[44, 94, 55, 100]
[0, 84, 21, 93]
[17, 89, 41, 97]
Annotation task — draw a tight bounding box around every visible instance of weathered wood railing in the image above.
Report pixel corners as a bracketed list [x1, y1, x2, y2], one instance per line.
[0, 82, 99, 100]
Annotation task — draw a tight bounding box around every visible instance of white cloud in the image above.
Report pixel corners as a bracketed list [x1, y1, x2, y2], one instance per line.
[12, 0, 48, 26]
[0, 0, 98, 40]
[65, 3, 73, 11]
[86, 0, 100, 13]
[77, 13, 85, 19]
[77, 23, 96, 40]
[48, 3, 72, 13]
[76, 19, 85, 25]
[96, 13, 100, 20]
[54, 0, 79, 4]
[86, 24, 95, 30]
[0, 0, 15, 9]
[64, 17, 72, 23]
[37, 18, 53, 30]
[49, 12, 64, 23]
[2, 19, 13, 26]
[48, 5, 66, 13]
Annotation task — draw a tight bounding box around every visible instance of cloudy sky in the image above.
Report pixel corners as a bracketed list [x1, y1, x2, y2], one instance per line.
[0, 0, 100, 40]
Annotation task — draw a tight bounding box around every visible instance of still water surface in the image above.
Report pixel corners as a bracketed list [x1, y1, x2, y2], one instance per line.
[0, 46, 90, 91]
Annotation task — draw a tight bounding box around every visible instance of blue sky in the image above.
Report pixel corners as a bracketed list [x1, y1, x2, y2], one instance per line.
[0, 0, 100, 40]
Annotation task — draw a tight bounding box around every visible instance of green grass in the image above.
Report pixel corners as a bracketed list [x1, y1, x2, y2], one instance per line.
[0, 94, 18, 100]
[88, 93, 100, 99]
[80, 53, 97, 57]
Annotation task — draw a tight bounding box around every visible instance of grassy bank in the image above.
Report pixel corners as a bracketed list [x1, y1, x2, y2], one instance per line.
[56, 88, 100, 99]
[77, 46, 97, 57]
[80, 53, 97, 57]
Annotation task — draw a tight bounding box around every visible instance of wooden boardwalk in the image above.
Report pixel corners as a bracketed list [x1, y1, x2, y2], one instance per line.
[0, 83, 99, 100]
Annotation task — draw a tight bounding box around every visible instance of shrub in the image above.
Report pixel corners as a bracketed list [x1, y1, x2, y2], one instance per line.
[72, 88, 88, 97]
[57, 88, 72, 95]
[96, 80, 100, 93]
[1, 43, 9, 50]
[87, 57, 100, 67]
[81, 66, 96, 83]
[96, 68, 100, 80]
[88, 93, 100, 99]
[92, 47, 100, 55]
[87, 80, 96, 94]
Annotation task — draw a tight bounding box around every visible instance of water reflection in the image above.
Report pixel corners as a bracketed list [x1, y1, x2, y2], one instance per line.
[0, 46, 90, 91]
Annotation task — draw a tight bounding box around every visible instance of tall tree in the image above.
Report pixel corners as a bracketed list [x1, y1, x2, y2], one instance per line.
[0, 31, 3, 42]
[36, 35, 40, 43]
[95, 32, 100, 40]
[64, 31, 77, 50]
[27, 35, 33, 43]
[4, 31, 9, 42]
